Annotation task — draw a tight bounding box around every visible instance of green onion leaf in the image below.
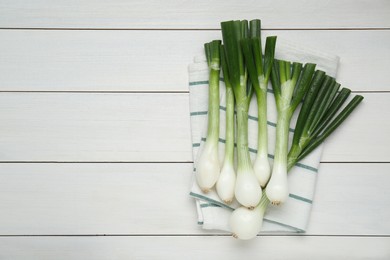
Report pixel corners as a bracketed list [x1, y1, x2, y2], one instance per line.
[252, 38, 263, 76]
[220, 44, 232, 89]
[310, 87, 351, 138]
[308, 81, 340, 134]
[250, 19, 261, 38]
[221, 21, 243, 91]
[270, 60, 281, 98]
[290, 63, 316, 111]
[241, 38, 260, 88]
[299, 75, 333, 136]
[279, 60, 287, 84]
[290, 70, 326, 147]
[297, 95, 364, 161]
[263, 36, 277, 82]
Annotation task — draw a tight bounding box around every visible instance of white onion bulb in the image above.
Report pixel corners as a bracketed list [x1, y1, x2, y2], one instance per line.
[229, 206, 264, 240]
[253, 154, 271, 187]
[234, 168, 262, 208]
[216, 162, 236, 204]
[195, 142, 220, 193]
[265, 163, 288, 205]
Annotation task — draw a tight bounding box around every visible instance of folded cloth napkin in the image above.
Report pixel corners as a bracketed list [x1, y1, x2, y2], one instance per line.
[188, 38, 340, 233]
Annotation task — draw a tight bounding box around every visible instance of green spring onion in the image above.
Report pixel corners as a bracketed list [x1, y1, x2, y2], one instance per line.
[220, 20, 262, 209]
[241, 19, 277, 188]
[216, 44, 236, 204]
[265, 60, 316, 205]
[195, 40, 222, 193]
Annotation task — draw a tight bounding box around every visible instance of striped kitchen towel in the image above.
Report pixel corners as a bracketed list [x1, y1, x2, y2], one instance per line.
[188, 38, 340, 233]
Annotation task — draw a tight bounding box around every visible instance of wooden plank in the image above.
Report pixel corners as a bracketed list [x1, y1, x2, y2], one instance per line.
[0, 92, 387, 162]
[0, 30, 389, 92]
[0, 163, 388, 235]
[0, 93, 192, 162]
[320, 92, 390, 162]
[0, 0, 389, 29]
[0, 236, 389, 260]
[309, 163, 390, 235]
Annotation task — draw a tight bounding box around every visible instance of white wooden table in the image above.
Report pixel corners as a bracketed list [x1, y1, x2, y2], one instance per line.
[0, 1, 389, 259]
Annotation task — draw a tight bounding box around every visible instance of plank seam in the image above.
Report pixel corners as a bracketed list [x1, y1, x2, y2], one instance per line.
[0, 28, 389, 31]
[0, 161, 389, 164]
[0, 91, 190, 94]
[0, 90, 388, 94]
[0, 234, 388, 237]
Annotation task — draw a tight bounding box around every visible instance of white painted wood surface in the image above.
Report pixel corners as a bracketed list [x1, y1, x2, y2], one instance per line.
[0, 0, 389, 258]
[0, 93, 387, 162]
[0, 93, 192, 162]
[0, 30, 389, 91]
[0, 236, 389, 260]
[0, 163, 388, 235]
[0, 0, 389, 29]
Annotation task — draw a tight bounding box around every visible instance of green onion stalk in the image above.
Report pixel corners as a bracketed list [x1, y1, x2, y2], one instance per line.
[241, 19, 276, 188]
[220, 20, 262, 209]
[195, 40, 222, 193]
[265, 60, 316, 205]
[215, 43, 237, 203]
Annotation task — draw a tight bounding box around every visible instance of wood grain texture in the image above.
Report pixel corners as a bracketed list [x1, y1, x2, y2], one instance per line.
[0, 0, 389, 252]
[0, 93, 192, 162]
[0, 236, 389, 260]
[0, 30, 389, 91]
[0, 163, 388, 235]
[0, 93, 387, 162]
[0, 0, 389, 29]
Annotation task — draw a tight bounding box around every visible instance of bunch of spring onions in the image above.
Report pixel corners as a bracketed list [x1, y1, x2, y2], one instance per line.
[230, 66, 363, 240]
[195, 19, 364, 240]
